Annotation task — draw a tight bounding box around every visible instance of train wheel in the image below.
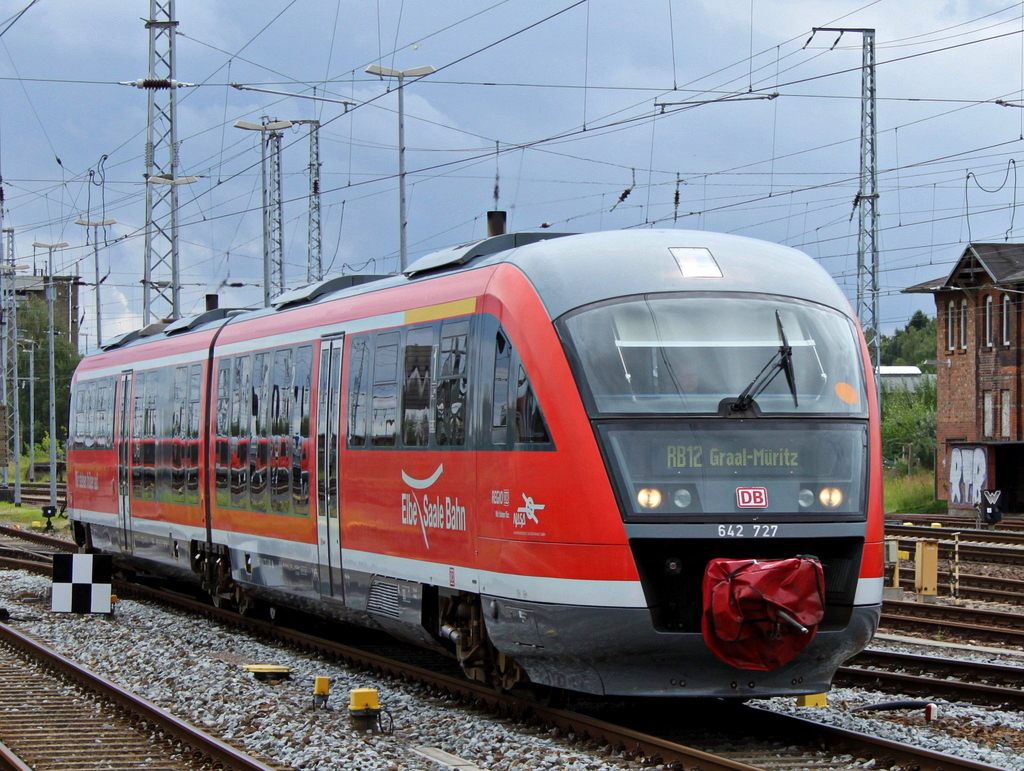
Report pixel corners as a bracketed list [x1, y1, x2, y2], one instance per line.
[235, 589, 261, 617]
[210, 593, 233, 610]
[268, 604, 288, 625]
[508, 683, 568, 708]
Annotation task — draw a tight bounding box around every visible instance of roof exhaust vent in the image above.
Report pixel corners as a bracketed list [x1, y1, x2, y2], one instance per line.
[487, 210, 507, 237]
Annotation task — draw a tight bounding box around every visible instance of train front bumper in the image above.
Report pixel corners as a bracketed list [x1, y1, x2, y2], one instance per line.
[484, 599, 880, 698]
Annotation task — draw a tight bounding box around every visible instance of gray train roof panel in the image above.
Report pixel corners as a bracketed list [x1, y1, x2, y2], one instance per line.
[93, 230, 853, 352]
[492, 230, 855, 320]
[402, 231, 572, 277]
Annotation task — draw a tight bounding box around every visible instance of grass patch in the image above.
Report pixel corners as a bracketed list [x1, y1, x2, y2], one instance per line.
[0, 501, 71, 532]
[884, 470, 947, 515]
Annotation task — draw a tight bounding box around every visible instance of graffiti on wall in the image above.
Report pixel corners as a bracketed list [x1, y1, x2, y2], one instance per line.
[949, 446, 988, 508]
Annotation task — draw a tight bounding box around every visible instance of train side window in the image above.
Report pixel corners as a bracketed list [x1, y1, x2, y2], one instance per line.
[515, 363, 551, 445]
[347, 337, 372, 447]
[403, 326, 434, 447]
[437, 320, 469, 446]
[133, 370, 158, 500]
[270, 347, 293, 514]
[371, 332, 399, 447]
[293, 344, 313, 515]
[230, 355, 252, 508]
[131, 372, 145, 498]
[170, 366, 188, 503]
[186, 364, 201, 505]
[97, 378, 114, 449]
[73, 381, 94, 450]
[84, 382, 97, 448]
[151, 368, 168, 503]
[491, 332, 511, 445]
[250, 352, 271, 512]
[214, 358, 231, 507]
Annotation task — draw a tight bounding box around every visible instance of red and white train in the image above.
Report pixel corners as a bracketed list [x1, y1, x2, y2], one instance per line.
[68, 228, 883, 698]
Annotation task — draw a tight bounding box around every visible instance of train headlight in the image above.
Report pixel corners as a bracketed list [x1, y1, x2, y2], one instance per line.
[797, 489, 815, 508]
[819, 487, 843, 507]
[672, 488, 692, 509]
[637, 488, 662, 509]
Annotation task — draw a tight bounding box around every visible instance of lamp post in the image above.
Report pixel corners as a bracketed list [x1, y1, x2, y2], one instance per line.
[235, 119, 292, 306]
[31, 241, 67, 509]
[365, 64, 435, 272]
[75, 218, 116, 348]
[17, 338, 36, 489]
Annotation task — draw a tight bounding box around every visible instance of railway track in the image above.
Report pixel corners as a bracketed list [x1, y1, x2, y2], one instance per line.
[0, 523, 74, 574]
[0, 620, 285, 771]
[889, 534, 1024, 566]
[887, 522, 1024, 548]
[889, 513, 1024, 531]
[896, 566, 1024, 604]
[0, 481, 67, 509]
[838, 647, 1024, 708]
[107, 580, 1014, 771]
[0, 525, 1012, 771]
[881, 598, 1024, 645]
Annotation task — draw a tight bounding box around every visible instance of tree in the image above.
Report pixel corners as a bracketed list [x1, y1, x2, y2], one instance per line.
[879, 312, 938, 472]
[880, 310, 937, 370]
[881, 368, 936, 472]
[16, 293, 81, 458]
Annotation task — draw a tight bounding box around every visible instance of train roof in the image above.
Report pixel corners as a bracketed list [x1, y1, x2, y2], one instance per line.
[92, 229, 852, 357]
[487, 229, 853, 319]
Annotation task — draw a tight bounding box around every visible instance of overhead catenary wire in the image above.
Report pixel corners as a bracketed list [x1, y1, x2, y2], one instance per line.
[8, 1, 1024, 323]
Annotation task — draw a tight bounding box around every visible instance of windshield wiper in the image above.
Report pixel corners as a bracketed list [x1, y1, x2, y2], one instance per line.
[732, 310, 799, 412]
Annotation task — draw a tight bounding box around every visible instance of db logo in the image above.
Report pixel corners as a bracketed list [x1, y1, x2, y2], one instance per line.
[736, 487, 768, 508]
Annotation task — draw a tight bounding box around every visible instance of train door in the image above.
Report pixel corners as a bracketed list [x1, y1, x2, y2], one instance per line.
[115, 370, 133, 551]
[315, 336, 344, 601]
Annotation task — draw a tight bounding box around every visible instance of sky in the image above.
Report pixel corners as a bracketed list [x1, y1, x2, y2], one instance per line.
[3, 0, 1024, 350]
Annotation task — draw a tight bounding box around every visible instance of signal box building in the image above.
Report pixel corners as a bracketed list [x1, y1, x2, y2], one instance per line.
[905, 243, 1024, 513]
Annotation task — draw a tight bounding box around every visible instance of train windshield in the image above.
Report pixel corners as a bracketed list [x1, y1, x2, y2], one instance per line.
[560, 293, 868, 417]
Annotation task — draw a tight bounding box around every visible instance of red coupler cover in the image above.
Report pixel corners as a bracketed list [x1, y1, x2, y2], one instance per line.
[701, 556, 825, 671]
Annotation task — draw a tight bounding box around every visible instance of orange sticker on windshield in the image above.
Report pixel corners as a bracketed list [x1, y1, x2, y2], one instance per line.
[835, 382, 859, 405]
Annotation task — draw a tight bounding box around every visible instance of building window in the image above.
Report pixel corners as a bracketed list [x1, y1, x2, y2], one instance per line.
[983, 391, 994, 437]
[985, 295, 993, 347]
[1002, 389, 1011, 438]
[1003, 294, 1012, 346]
[947, 300, 955, 350]
[960, 299, 968, 350]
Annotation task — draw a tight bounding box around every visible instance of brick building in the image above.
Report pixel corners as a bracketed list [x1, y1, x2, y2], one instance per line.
[906, 243, 1024, 512]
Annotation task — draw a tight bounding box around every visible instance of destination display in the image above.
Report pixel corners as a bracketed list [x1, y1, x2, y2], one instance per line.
[665, 443, 800, 470]
[600, 421, 868, 517]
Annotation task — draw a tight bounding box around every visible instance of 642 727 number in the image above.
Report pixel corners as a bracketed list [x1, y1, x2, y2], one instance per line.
[716, 524, 779, 538]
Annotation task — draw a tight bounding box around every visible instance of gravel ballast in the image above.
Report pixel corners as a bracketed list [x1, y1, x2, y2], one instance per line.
[2, 569, 1023, 770]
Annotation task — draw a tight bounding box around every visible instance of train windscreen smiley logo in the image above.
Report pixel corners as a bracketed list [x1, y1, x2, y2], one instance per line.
[736, 487, 768, 508]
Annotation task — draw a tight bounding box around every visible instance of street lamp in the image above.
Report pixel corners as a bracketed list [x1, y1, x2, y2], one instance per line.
[17, 339, 37, 483]
[31, 240, 67, 509]
[75, 218, 116, 348]
[235, 119, 293, 306]
[365, 63, 435, 272]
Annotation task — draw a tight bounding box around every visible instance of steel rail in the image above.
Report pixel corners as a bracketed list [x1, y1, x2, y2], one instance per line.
[0, 527, 1015, 771]
[839, 648, 1024, 708]
[0, 621, 281, 771]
